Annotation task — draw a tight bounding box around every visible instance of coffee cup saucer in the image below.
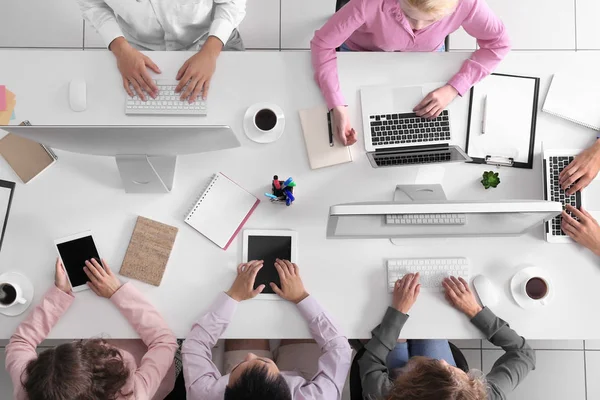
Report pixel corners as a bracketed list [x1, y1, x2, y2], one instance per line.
[0, 272, 34, 317]
[243, 103, 285, 144]
[510, 267, 554, 310]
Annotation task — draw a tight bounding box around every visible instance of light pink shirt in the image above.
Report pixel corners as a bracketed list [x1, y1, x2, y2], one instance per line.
[5, 283, 178, 400]
[182, 292, 352, 400]
[311, 0, 511, 109]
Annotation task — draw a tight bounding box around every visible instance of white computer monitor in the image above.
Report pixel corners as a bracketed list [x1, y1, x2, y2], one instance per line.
[6, 125, 240, 193]
[327, 185, 562, 239]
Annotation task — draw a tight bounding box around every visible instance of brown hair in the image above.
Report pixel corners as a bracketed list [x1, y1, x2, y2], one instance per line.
[22, 338, 132, 400]
[387, 357, 487, 400]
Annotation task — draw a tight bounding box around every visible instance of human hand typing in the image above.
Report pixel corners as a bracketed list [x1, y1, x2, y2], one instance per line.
[559, 142, 600, 195]
[226, 260, 265, 301]
[110, 37, 160, 101]
[562, 205, 600, 256]
[392, 273, 421, 314]
[270, 259, 309, 304]
[413, 84, 458, 119]
[443, 276, 482, 318]
[175, 36, 222, 102]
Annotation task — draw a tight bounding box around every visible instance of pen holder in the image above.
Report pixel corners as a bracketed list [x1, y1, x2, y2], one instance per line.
[267, 175, 296, 206]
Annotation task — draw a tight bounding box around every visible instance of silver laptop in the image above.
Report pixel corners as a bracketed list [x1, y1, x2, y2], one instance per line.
[360, 84, 471, 168]
[542, 148, 600, 243]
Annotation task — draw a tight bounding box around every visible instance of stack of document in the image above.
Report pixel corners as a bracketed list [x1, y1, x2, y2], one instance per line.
[0, 86, 16, 125]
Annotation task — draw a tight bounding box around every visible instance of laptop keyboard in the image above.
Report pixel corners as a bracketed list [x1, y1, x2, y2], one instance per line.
[548, 156, 581, 236]
[369, 110, 450, 147]
[374, 151, 452, 167]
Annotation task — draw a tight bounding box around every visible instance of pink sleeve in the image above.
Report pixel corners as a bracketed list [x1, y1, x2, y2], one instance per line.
[310, 0, 368, 109]
[110, 283, 178, 399]
[5, 286, 74, 399]
[182, 292, 237, 400]
[447, 0, 511, 95]
[294, 296, 353, 399]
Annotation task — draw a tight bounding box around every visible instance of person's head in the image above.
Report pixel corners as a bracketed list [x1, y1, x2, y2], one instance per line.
[22, 339, 131, 400]
[387, 356, 487, 400]
[224, 352, 291, 400]
[399, 0, 458, 30]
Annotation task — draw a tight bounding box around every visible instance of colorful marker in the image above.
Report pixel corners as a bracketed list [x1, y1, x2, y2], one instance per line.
[284, 189, 295, 202]
[265, 193, 278, 199]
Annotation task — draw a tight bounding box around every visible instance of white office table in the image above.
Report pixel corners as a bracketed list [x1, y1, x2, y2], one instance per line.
[0, 50, 599, 340]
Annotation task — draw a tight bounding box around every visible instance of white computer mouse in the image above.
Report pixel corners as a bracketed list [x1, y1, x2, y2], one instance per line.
[472, 275, 499, 308]
[69, 79, 87, 112]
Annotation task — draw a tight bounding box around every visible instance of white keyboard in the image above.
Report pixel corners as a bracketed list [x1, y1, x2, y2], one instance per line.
[387, 258, 470, 292]
[386, 213, 466, 225]
[125, 80, 207, 116]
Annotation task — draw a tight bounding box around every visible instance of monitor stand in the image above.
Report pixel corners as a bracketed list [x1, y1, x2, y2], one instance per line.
[391, 184, 448, 245]
[115, 155, 176, 193]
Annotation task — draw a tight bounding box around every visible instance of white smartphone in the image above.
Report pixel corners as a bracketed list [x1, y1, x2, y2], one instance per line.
[242, 230, 298, 301]
[54, 231, 102, 293]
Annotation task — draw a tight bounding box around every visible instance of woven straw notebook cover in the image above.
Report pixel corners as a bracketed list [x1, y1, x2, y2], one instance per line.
[120, 216, 178, 286]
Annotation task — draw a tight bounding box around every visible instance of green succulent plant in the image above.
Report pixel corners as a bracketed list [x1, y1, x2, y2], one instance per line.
[481, 171, 500, 189]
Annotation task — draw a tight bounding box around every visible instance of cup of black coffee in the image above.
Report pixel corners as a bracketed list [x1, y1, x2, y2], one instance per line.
[0, 282, 27, 308]
[523, 276, 549, 304]
[254, 108, 278, 132]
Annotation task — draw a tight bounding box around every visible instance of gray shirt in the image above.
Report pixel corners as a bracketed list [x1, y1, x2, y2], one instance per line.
[359, 307, 536, 400]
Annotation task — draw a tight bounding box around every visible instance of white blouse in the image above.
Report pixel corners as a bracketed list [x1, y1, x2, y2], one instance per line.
[77, 0, 246, 51]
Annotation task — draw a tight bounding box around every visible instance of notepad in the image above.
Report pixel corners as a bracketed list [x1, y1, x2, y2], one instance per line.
[543, 72, 600, 131]
[299, 105, 352, 169]
[120, 216, 178, 286]
[185, 173, 259, 250]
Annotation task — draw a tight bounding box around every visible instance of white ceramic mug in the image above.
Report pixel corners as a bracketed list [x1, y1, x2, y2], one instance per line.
[521, 276, 550, 305]
[0, 281, 27, 308]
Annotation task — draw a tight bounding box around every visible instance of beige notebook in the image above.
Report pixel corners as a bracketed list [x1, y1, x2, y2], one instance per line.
[299, 105, 352, 169]
[120, 216, 178, 286]
[0, 123, 57, 183]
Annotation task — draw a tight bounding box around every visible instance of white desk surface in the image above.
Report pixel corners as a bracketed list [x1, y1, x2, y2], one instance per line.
[1, 50, 600, 340]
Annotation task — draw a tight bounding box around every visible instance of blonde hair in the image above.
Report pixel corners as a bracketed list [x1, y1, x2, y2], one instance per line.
[387, 357, 488, 400]
[403, 0, 459, 18]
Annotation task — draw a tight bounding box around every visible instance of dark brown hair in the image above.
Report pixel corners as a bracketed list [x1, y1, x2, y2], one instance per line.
[387, 356, 487, 400]
[22, 338, 132, 400]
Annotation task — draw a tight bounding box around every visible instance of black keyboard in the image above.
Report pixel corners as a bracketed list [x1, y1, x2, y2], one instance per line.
[369, 110, 450, 147]
[548, 156, 582, 236]
[374, 151, 452, 167]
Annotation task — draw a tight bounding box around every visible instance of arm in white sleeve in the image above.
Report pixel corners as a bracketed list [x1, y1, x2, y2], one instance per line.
[77, 0, 124, 48]
[209, 0, 247, 46]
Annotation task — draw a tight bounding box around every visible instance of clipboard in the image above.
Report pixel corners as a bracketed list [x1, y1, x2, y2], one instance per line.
[0, 179, 15, 252]
[465, 73, 540, 169]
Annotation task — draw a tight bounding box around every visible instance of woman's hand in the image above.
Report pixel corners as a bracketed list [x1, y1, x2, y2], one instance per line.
[332, 105, 358, 146]
[111, 37, 161, 101]
[54, 258, 71, 294]
[270, 259, 309, 304]
[392, 273, 421, 314]
[226, 260, 265, 301]
[443, 276, 482, 318]
[413, 84, 458, 119]
[562, 205, 600, 256]
[559, 141, 600, 195]
[84, 259, 122, 298]
[175, 36, 222, 102]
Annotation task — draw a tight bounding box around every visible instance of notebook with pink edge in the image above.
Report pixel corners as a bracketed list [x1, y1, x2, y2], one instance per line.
[184, 172, 260, 250]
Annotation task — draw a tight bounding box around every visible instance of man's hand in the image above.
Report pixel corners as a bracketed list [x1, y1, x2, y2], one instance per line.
[226, 260, 265, 301]
[270, 259, 309, 304]
[332, 105, 357, 146]
[83, 259, 122, 298]
[392, 273, 421, 314]
[413, 84, 458, 119]
[559, 141, 600, 195]
[175, 36, 222, 102]
[443, 276, 482, 318]
[110, 37, 160, 101]
[562, 205, 600, 256]
[54, 258, 71, 294]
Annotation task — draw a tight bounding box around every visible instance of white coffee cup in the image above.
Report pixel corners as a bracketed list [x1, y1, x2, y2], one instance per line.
[253, 108, 278, 132]
[0, 281, 27, 308]
[521, 276, 550, 305]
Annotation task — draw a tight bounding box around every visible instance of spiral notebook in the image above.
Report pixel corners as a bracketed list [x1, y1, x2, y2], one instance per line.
[184, 173, 260, 250]
[543, 72, 600, 131]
